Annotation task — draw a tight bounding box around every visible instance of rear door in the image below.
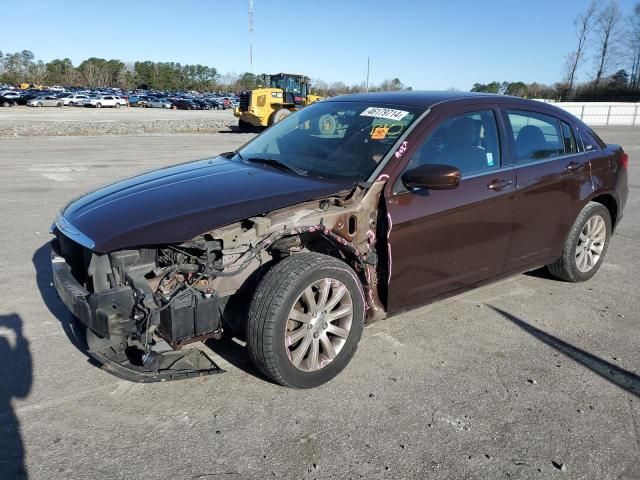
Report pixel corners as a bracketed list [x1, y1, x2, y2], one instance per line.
[385, 105, 516, 311]
[501, 108, 592, 270]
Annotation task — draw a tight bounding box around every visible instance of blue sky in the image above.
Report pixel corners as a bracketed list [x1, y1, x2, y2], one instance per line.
[0, 0, 637, 89]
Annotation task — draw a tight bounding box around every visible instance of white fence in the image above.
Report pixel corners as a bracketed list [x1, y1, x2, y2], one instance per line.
[536, 101, 640, 126]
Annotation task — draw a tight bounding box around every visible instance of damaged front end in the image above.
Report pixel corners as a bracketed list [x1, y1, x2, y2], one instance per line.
[50, 181, 389, 382]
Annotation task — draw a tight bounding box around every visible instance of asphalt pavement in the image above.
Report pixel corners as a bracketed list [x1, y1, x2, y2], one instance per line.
[0, 128, 638, 480]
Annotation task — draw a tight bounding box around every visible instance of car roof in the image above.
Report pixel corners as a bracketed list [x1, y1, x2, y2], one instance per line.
[324, 90, 498, 108]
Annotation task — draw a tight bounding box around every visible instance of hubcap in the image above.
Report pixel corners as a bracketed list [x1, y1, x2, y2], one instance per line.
[575, 215, 606, 273]
[285, 278, 353, 372]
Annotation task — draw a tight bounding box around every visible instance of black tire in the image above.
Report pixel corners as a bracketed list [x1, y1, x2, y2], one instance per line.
[96, 103, 101, 108]
[547, 201, 612, 282]
[37, 102, 42, 107]
[247, 253, 365, 388]
[115, 102, 121, 109]
[2, 101, 9, 108]
[57, 102, 63, 107]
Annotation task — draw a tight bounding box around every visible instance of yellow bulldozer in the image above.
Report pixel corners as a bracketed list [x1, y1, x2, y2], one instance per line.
[234, 73, 324, 131]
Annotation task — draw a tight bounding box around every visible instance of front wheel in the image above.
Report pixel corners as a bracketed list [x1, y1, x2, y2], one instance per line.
[248, 253, 365, 388]
[95, 103, 102, 109]
[115, 102, 121, 108]
[547, 201, 612, 282]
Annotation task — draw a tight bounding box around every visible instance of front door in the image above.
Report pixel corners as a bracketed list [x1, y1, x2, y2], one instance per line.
[385, 107, 515, 312]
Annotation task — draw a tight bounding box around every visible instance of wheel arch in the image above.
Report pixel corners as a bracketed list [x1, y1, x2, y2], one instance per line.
[589, 192, 618, 231]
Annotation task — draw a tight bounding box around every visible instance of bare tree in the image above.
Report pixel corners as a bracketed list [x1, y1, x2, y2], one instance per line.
[593, 0, 623, 88]
[563, 1, 598, 93]
[629, 2, 640, 91]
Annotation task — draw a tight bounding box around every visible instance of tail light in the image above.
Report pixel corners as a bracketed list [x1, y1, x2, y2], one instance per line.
[621, 151, 628, 170]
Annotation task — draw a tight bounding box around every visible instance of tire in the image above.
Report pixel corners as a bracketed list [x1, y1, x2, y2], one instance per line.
[96, 103, 102, 109]
[115, 102, 121, 109]
[269, 108, 292, 126]
[37, 102, 42, 107]
[1, 101, 9, 108]
[57, 102, 63, 107]
[247, 253, 365, 388]
[547, 201, 612, 282]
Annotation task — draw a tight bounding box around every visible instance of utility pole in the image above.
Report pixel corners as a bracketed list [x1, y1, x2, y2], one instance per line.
[366, 57, 370, 92]
[248, 0, 254, 74]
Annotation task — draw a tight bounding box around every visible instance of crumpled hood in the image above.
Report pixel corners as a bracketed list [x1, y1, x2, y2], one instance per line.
[58, 156, 352, 253]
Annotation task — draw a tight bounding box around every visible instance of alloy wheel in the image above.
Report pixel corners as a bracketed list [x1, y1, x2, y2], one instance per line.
[575, 214, 606, 273]
[285, 278, 353, 372]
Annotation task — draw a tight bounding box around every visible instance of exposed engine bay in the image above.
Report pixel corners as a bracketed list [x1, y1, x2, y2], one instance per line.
[51, 181, 389, 382]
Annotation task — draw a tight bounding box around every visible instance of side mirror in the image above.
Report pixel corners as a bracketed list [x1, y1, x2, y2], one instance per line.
[401, 164, 461, 191]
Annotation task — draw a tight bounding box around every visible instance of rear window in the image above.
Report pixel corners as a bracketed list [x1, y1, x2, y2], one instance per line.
[506, 110, 564, 164]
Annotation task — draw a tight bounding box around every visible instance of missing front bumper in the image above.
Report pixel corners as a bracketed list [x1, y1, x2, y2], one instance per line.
[51, 241, 224, 382]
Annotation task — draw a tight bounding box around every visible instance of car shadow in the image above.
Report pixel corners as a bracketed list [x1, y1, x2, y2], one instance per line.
[524, 267, 558, 281]
[0, 313, 33, 480]
[204, 336, 273, 384]
[489, 305, 640, 398]
[31, 243, 99, 368]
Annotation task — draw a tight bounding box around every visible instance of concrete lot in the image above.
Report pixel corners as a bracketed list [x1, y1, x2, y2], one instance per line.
[0, 128, 638, 480]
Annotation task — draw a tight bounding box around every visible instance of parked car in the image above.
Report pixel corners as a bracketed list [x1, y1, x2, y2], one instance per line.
[171, 99, 199, 110]
[0, 90, 21, 100]
[129, 95, 151, 107]
[82, 95, 126, 108]
[191, 99, 211, 110]
[148, 97, 173, 109]
[0, 95, 17, 107]
[112, 95, 128, 107]
[27, 95, 63, 107]
[49, 91, 628, 387]
[61, 94, 90, 106]
[15, 93, 39, 105]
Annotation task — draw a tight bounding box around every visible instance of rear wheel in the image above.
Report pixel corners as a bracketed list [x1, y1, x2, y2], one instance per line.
[115, 102, 121, 109]
[269, 108, 292, 126]
[96, 103, 102, 109]
[57, 102, 63, 107]
[248, 253, 365, 388]
[547, 201, 612, 282]
[37, 102, 43, 107]
[2, 101, 9, 108]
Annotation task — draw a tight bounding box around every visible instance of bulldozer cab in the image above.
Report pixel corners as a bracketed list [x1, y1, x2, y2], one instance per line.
[269, 73, 309, 106]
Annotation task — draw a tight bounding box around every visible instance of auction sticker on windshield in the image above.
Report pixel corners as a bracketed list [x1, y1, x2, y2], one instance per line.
[360, 107, 409, 121]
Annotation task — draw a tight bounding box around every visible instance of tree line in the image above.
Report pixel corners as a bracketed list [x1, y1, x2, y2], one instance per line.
[0, 50, 411, 95]
[472, 1, 640, 101]
[0, 51, 222, 92]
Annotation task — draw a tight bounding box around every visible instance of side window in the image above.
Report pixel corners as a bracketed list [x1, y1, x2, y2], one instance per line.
[579, 127, 605, 152]
[407, 110, 501, 177]
[506, 110, 564, 164]
[561, 121, 578, 154]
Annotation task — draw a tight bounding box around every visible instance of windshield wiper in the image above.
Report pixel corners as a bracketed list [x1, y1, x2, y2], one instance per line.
[243, 157, 308, 176]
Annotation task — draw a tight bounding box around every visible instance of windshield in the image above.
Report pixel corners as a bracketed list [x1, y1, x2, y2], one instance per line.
[237, 101, 424, 182]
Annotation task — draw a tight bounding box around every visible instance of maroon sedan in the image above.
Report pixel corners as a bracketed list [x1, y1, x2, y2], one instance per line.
[50, 91, 628, 387]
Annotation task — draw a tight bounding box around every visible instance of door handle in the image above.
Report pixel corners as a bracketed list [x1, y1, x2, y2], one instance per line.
[487, 179, 513, 191]
[566, 161, 582, 172]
